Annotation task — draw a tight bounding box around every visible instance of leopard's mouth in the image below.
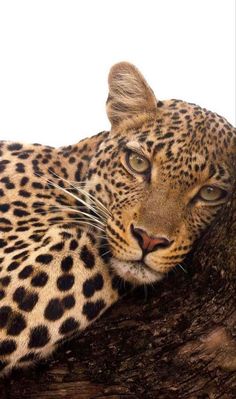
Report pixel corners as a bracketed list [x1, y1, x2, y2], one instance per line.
[110, 257, 164, 285]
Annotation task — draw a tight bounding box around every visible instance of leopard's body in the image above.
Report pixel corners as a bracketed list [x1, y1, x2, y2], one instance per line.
[0, 62, 235, 375]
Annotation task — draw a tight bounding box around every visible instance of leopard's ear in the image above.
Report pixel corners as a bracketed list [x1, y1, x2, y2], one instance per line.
[106, 62, 157, 127]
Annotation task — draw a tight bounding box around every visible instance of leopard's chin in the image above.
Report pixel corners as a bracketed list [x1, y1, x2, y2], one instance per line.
[110, 258, 164, 285]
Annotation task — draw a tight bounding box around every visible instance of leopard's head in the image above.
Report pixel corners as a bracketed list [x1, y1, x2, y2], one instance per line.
[86, 62, 236, 285]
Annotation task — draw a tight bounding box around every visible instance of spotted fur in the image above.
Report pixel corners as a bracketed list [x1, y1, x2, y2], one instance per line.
[0, 62, 235, 375]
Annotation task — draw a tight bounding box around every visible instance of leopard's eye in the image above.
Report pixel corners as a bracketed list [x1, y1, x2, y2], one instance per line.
[198, 186, 228, 202]
[126, 151, 150, 174]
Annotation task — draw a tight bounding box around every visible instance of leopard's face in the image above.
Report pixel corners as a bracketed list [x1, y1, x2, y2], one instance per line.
[85, 63, 236, 285]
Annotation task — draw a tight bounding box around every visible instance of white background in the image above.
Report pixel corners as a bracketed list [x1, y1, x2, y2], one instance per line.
[0, 0, 235, 147]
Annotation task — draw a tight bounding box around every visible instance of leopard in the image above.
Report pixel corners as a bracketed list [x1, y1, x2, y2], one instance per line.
[0, 62, 235, 376]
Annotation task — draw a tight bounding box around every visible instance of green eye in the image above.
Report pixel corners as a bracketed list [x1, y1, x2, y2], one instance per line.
[126, 152, 150, 174]
[198, 186, 228, 202]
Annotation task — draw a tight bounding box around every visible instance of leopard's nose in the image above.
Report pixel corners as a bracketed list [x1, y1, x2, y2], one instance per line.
[131, 224, 172, 254]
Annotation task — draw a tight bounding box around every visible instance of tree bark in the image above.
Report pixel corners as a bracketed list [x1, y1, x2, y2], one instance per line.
[0, 193, 235, 399]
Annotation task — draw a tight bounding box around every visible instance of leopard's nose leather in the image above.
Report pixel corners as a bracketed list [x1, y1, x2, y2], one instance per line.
[131, 224, 172, 254]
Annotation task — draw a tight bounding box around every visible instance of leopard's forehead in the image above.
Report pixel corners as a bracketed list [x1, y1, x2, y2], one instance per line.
[125, 99, 234, 148]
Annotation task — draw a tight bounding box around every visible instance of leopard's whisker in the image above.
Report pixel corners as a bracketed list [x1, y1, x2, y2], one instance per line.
[56, 174, 111, 217]
[71, 185, 110, 219]
[19, 216, 106, 232]
[47, 170, 111, 219]
[47, 217, 103, 224]
[38, 171, 110, 222]
[75, 184, 111, 218]
[34, 173, 105, 221]
[100, 249, 112, 257]
[177, 263, 188, 274]
[50, 208, 106, 228]
[43, 205, 106, 227]
[60, 182, 109, 221]
[97, 243, 110, 249]
[47, 219, 106, 232]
